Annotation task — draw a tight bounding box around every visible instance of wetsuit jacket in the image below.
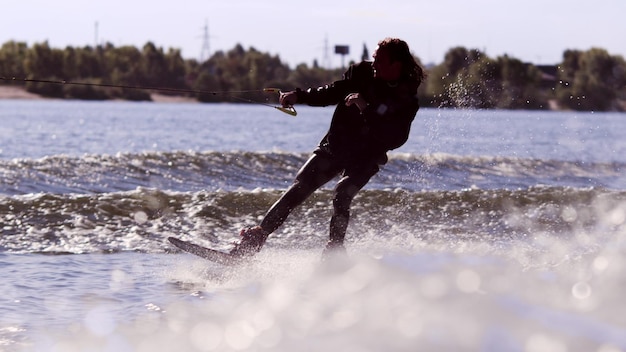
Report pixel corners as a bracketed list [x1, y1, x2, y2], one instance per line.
[296, 61, 420, 166]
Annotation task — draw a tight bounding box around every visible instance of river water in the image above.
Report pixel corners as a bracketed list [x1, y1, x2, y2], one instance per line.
[1, 100, 625, 351]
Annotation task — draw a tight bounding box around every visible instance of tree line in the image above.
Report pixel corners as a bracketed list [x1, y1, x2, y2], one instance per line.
[1, 40, 625, 111]
[426, 46, 626, 111]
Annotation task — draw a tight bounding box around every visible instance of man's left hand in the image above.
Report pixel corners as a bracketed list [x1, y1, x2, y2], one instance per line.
[345, 93, 368, 112]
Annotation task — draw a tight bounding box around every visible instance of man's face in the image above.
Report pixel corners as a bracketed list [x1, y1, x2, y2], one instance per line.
[373, 48, 402, 81]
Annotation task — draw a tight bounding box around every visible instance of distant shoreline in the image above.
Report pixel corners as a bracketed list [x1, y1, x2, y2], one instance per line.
[2, 84, 624, 111]
[0, 85, 564, 110]
[0, 85, 197, 103]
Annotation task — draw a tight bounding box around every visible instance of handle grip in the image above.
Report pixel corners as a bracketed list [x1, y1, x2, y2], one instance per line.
[264, 88, 297, 117]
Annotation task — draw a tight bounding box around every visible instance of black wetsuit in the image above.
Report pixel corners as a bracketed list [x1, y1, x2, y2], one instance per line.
[260, 61, 420, 245]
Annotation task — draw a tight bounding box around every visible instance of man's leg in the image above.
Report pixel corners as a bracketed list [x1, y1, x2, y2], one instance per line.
[231, 152, 340, 256]
[261, 152, 341, 232]
[325, 163, 379, 253]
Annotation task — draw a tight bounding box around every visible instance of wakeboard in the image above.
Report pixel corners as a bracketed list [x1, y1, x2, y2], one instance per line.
[168, 237, 241, 266]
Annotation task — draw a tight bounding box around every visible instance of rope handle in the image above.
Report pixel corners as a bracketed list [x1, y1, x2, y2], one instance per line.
[264, 88, 297, 116]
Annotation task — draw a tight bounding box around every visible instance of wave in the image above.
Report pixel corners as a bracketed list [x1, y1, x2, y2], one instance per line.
[0, 151, 306, 195]
[395, 152, 626, 190]
[2, 186, 624, 255]
[1, 151, 624, 196]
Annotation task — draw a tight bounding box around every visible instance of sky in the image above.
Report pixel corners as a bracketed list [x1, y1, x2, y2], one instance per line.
[2, 0, 625, 69]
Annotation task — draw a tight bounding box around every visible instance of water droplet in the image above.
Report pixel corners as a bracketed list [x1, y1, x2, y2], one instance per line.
[572, 281, 592, 300]
[134, 211, 148, 224]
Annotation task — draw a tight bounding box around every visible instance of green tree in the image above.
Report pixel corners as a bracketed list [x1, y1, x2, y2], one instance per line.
[426, 47, 486, 107]
[425, 47, 549, 109]
[557, 48, 626, 111]
[287, 63, 341, 91]
[4, 39, 623, 109]
[22, 41, 65, 97]
[361, 43, 370, 61]
[192, 44, 291, 103]
[494, 55, 546, 109]
[102, 44, 150, 100]
[141, 42, 167, 87]
[164, 48, 187, 90]
[0, 41, 28, 78]
[23, 41, 64, 78]
[140, 42, 187, 90]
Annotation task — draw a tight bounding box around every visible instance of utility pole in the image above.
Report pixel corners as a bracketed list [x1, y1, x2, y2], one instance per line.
[200, 19, 211, 62]
[94, 21, 99, 48]
[322, 34, 331, 69]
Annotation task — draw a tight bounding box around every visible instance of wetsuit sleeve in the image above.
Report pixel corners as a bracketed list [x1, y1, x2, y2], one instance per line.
[295, 63, 369, 107]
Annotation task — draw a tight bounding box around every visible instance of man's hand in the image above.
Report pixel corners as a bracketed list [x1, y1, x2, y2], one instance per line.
[279, 91, 298, 107]
[345, 93, 368, 112]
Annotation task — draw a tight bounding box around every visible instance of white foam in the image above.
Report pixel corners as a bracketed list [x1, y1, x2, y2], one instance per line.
[28, 237, 626, 351]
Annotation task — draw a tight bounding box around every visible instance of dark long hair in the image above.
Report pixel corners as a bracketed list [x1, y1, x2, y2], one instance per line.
[377, 37, 426, 86]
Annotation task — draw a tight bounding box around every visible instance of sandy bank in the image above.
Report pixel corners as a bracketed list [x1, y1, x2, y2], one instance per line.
[0, 85, 197, 103]
[0, 85, 45, 99]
